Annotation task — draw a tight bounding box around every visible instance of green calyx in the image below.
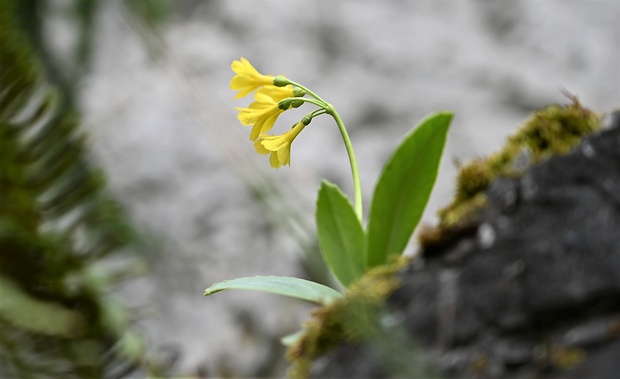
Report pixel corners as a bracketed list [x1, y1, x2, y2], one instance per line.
[293, 87, 307, 97]
[278, 98, 294, 110]
[274, 75, 291, 87]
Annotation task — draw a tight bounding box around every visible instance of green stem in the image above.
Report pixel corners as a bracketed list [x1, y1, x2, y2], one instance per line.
[310, 109, 327, 118]
[326, 104, 363, 221]
[287, 80, 329, 107]
[287, 79, 362, 220]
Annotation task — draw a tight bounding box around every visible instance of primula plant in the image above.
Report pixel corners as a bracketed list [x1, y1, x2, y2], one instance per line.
[205, 58, 452, 339]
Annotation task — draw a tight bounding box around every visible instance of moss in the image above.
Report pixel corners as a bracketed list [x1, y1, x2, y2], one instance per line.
[469, 354, 489, 375]
[417, 193, 488, 250]
[419, 101, 600, 249]
[548, 345, 586, 371]
[287, 257, 410, 379]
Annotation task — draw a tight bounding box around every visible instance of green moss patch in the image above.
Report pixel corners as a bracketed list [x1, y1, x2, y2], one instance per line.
[419, 101, 600, 249]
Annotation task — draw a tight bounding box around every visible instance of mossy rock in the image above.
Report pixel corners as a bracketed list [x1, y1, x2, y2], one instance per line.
[419, 101, 600, 250]
[287, 257, 409, 379]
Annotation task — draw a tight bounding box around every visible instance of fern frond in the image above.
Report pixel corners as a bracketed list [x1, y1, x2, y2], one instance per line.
[0, 1, 155, 377]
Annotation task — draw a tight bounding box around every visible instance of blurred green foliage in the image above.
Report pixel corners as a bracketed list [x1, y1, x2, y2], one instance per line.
[0, 0, 168, 377]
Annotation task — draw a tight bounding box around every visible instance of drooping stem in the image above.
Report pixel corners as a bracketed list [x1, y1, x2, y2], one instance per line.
[326, 104, 363, 222]
[287, 79, 363, 221]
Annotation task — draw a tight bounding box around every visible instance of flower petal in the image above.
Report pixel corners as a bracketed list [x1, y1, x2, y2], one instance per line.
[236, 107, 258, 126]
[256, 85, 295, 102]
[260, 112, 282, 135]
[260, 133, 283, 148]
[254, 139, 270, 155]
[250, 123, 263, 141]
[230, 58, 275, 99]
[270, 152, 282, 168]
[254, 92, 276, 104]
[276, 143, 292, 166]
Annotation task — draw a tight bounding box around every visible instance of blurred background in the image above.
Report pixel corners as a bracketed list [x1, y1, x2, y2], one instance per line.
[1, 0, 619, 377]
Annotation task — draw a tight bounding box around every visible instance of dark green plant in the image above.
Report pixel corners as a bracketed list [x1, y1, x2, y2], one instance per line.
[0, 2, 157, 377]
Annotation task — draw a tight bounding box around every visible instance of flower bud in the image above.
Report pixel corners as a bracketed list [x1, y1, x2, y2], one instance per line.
[278, 98, 293, 110]
[274, 75, 291, 87]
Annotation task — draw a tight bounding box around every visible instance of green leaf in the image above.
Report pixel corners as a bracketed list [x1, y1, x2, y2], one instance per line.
[366, 111, 453, 267]
[204, 276, 342, 305]
[316, 181, 366, 287]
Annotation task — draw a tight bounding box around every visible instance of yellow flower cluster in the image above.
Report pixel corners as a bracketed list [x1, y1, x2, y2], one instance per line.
[231, 57, 308, 168]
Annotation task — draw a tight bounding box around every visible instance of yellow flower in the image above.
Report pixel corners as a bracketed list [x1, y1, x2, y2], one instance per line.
[254, 122, 306, 168]
[256, 85, 295, 102]
[230, 58, 275, 99]
[236, 93, 289, 140]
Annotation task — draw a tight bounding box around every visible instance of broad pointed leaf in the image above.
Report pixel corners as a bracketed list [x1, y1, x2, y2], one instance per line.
[316, 181, 366, 287]
[366, 112, 453, 267]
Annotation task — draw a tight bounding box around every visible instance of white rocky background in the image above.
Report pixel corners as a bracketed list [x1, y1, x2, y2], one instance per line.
[48, 0, 620, 376]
